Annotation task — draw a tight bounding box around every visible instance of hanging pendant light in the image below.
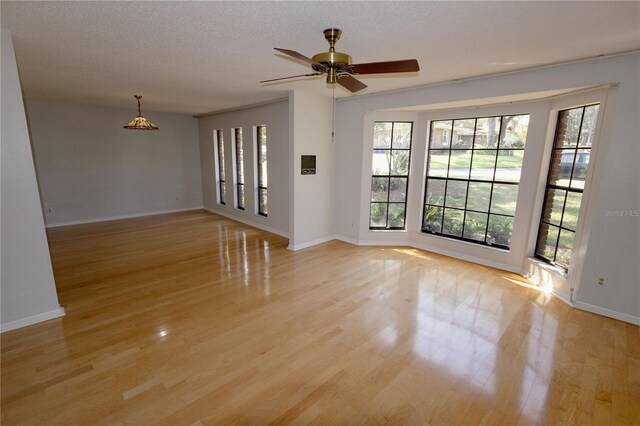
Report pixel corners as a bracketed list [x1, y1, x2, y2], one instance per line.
[124, 95, 158, 130]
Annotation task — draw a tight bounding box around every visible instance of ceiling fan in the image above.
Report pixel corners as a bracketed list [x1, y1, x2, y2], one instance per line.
[261, 28, 420, 93]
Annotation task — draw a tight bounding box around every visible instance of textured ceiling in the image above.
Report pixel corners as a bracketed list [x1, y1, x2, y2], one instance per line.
[2, 1, 639, 115]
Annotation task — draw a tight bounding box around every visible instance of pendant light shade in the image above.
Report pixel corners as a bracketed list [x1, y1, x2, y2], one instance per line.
[124, 95, 158, 130]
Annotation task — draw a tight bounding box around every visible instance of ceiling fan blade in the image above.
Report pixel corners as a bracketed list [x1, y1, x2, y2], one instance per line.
[337, 74, 367, 93]
[350, 59, 420, 75]
[274, 48, 327, 70]
[260, 73, 322, 83]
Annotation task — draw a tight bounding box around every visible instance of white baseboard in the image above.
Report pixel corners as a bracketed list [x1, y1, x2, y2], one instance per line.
[334, 235, 359, 245]
[46, 207, 203, 228]
[1, 307, 65, 333]
[287, 235, 336, 251]
[573, 301, 640, 325]
[551, 288, 573, 306]
[203, 207, 289, 238]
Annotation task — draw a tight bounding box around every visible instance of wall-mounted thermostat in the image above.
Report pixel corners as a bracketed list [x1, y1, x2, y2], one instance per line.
[301, 155, 316, 175]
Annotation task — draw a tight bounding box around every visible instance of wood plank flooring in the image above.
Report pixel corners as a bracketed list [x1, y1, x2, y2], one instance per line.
[1, 210, 639, 425]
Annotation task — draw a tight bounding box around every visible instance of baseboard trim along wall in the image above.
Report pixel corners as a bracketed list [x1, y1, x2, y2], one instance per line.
[46, 207, 204, 228]
[287, 235, 336, 251]
[203, 208, 290, 239]
[573, 301, 640, 326]
[1, 307, 65, 333]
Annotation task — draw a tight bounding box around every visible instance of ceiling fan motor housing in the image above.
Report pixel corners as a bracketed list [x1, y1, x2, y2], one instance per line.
[311, 28, 352, 84]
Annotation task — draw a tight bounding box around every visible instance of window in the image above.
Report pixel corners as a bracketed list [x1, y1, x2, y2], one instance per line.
[369, 121, 413, 230]
[535, 104, 599, 270]
[214, 129, 226, 205]
[233, 127, 245, 210]
[256, 126, 268, 216]
[422, 114, 529, 249]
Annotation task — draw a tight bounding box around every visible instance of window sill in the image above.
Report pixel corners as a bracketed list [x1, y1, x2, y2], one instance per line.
[368, 229, 408, 233]
[419, 231, 510, 253]
[527, 256, 568, 278]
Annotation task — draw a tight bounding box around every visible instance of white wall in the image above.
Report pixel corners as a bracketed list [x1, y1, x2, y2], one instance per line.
[288, 91, 335, 250]
[197, 100, 290, 237]
[1, 29, 63, 331]
[26, 100, 202, 226]
[335, 53, 639, 324]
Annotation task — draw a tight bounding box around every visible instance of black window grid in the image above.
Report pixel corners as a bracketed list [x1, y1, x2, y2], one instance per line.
[422, 115, 528, 249]
[215, 129, 226, 205]
[535, 105, 597, 270]
[257, 126, 268, 217]
[256, 126, 268, 217]
[234, 128, 245, 210]
[369, 121, 413, 230]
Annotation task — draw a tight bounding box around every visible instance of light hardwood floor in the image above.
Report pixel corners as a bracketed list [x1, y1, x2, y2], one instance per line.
[1, 210, 638, 425]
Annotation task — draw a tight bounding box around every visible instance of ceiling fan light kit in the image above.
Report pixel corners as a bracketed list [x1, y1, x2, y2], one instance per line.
[262, 28, 419, 93]
[124, 95, 159, 130]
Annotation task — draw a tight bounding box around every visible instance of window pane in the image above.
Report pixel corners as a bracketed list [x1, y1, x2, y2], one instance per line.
[372, 151, 390, 175]
[430, 120, 453, 149]
[466, 182, 491, 212]
[259, 189, 268, 215]
[371, 177, 389, 202]
[442, 208, 464, 236]
[555, 108, 582, 148]
[475, 117, 500, 148]
[495, 150, 524, 182]
[423, 206, 443, 233]
[448, 151, 471, 179]
[235, 129, 244, 184]
[426, 179, 446, 206]
[445, 180, 468, 209]
[463, 211, 488, 241]
[570, 149, 590, 190]
[542, 188, 566, 226]
[452, 119, 475, 149]
[388, 203, 406, 228]
[548, 149, 574, 187]
[427, 150, 449, 177]
[536, 223, 559, 261]
[217, 136, 225, 177]
[556, 229, 575, 268]
[370, 203, 388, 227]
[373, 122, 392, 149]
[389, 177, 407, 202]
[562, 192, 582, 231]
[391, 150, 410, 175]
[500, 115, 529, 149]
[392, 123, 412, 149]
[470, 150, 497, 180]
[578, 105, 599, 147]
[237, 184, 245, 208]
[490, 183, 518, 215]
[487, 215, 513, 246]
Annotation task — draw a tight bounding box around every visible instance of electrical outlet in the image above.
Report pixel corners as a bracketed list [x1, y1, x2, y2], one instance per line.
[47, 207, 53, 213]
[598, 277, 605, 286]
